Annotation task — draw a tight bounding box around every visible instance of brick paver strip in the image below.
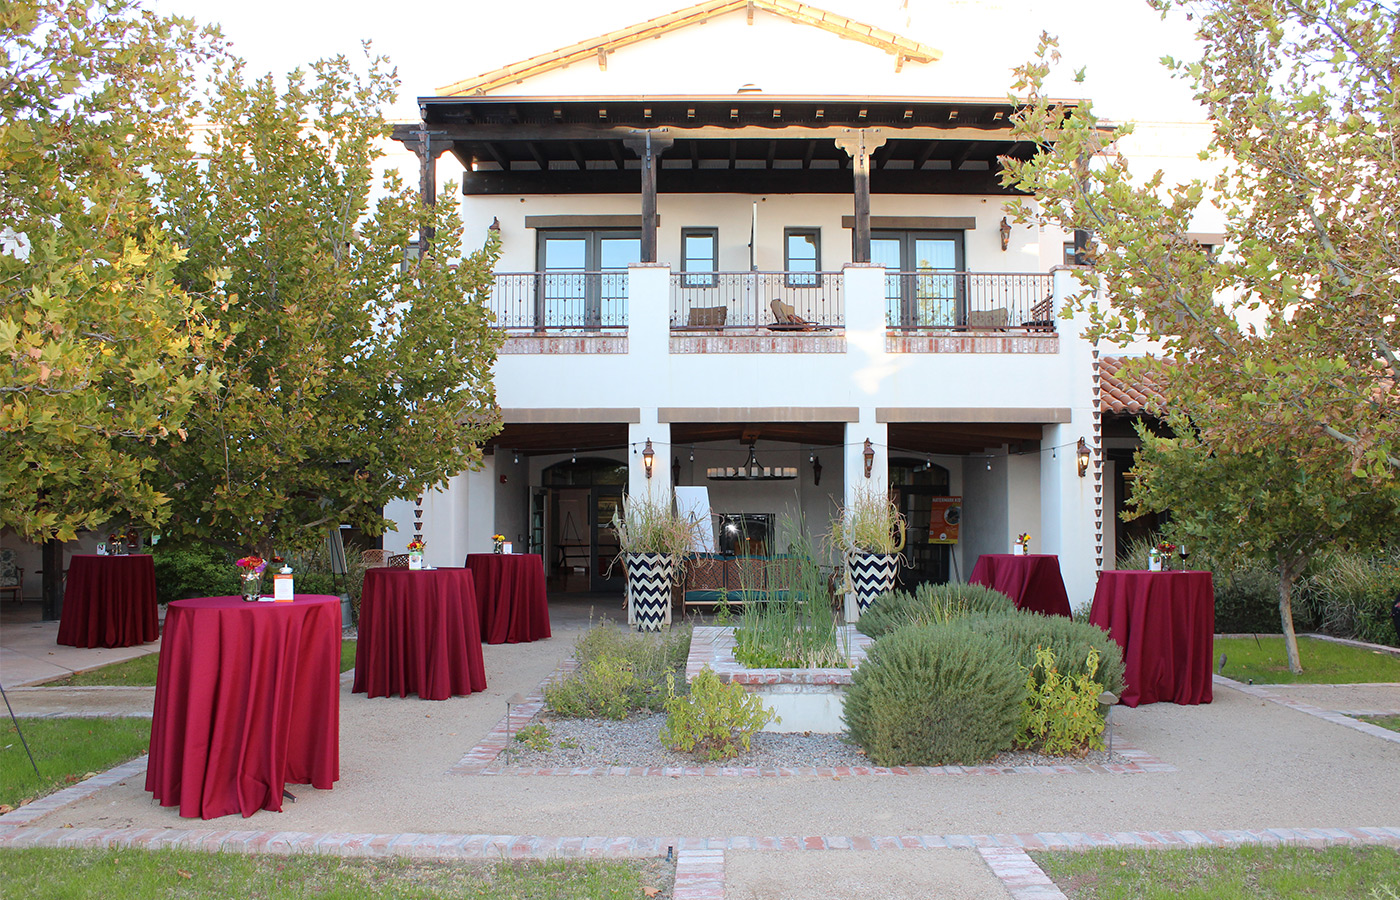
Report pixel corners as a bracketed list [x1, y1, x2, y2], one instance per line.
[1216, 675, 1400, 745]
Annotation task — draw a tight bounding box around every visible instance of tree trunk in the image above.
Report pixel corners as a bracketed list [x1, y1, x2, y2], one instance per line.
[1278, 566, 1303, 675]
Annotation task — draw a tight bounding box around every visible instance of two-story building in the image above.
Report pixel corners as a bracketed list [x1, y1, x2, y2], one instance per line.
[385, 0, 1203, 609]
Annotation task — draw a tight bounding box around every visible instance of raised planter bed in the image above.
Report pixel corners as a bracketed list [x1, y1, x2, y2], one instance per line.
[685, 625, 874, 733]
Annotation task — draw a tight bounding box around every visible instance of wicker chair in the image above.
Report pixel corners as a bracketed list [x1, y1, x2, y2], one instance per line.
[386, 554, 411, 569]
[361, 549, 389, 568]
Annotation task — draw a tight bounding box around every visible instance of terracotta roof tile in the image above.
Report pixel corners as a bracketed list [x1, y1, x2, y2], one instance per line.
[1099, 355, 1169, 415]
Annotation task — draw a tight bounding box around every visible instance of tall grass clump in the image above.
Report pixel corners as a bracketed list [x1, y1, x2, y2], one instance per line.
[856, 582, 1015, 638]
[1303, 548, 1400, 647]
[843, 624, 1023, 766]
[543, 623, 692, 718]
[732, 516, 848, 669]
[830, 485, 907, 555]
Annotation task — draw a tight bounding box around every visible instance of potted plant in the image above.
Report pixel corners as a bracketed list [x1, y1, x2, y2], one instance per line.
[831, 486, 907, 620]
[611, 492, 702, 631]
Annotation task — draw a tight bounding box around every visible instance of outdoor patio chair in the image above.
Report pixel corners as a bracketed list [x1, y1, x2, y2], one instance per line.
[684, 305, 727, 328]
[767, 299, 815, 331]
[386, 554, 411, 568]
[967, 307, 1009, 330]
[361, 549, 389, 568]
[0, 548, 22, 603]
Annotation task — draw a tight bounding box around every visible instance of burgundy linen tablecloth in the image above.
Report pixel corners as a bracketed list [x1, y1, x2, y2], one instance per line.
[352, 567, 487, 700]
[1089, 570, 1215, 707]
[464, 553, 552, 644]
[56, 554, 159, 648]
[145, 594, 340, 819]
[968, 553, 1073, 618]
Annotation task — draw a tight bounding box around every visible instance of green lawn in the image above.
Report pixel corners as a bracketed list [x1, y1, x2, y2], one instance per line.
[1213, 636, 1400, 684]
[0, 848, 671, 900]
[1361, 715, 1400, 734]
[1, 718, 150, 809]
[47, 641, 358, 687]
[1033, 845, 1400, 899]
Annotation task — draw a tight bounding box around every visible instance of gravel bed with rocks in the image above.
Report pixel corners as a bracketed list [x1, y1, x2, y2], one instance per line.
[503, 712, 1126, 769]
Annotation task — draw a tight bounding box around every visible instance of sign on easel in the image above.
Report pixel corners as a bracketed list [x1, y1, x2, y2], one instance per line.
[674, 486, 715, 553]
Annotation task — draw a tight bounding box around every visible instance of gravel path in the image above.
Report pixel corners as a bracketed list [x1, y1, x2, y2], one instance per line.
[505, 712, 1126, 769]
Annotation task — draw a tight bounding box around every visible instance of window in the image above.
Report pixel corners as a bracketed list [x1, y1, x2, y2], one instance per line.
[680, 228, 718, 286]
[784, 228, 820, 286]
[1063, 242, 1078, 267]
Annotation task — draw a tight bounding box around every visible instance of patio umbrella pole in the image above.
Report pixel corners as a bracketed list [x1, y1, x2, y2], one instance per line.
[0, 682, 40, 775]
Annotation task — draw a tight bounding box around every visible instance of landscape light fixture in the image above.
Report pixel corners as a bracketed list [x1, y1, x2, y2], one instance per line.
[863, 438, 875, 478]
[642, 438, 655, 479]
[1076, 437, 1091, 477]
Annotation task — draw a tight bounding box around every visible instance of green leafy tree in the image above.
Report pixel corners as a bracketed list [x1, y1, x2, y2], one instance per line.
[0, 0, 230, 542]
[1128, 418, 1400, 672]
[1003, 0, 1399, 480]
[151, 50, 502, 555]
[1002, 1, 1400, 671]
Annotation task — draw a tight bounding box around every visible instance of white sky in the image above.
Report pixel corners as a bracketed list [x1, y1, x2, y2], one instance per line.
[150, 0, 1206, 123]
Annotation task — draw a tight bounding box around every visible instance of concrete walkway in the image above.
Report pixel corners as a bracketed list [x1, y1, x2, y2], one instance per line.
[2, 595, 1399, 899]
[0, 602, 161, 689]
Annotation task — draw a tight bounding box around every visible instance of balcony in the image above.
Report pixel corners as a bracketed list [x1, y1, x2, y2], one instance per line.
[883, 272, 1054, 331]
[488, 272, 629, 331]
[668, 272, 845, 330]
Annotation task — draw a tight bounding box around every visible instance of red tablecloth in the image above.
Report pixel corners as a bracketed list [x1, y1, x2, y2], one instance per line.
[968, 554, 1073, 618]
[1089, 570, 1215, 707]
[56, 554, 159, 648]
[145, 594, 340, 819]
[464, 553, 552, 644]
[352, 567, 487, 700]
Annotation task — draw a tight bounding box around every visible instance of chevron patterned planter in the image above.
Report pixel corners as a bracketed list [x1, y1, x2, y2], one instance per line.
[625, 552, 674, 632]
[848, 552, 898, 616]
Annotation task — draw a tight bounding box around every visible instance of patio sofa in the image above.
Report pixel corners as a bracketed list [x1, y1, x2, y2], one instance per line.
[680, 553, 804, 610]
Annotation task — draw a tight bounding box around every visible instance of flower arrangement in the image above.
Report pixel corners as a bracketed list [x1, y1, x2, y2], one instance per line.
[1155, 540, 1177, 555]
[236, 555, 267, 574]
[407, 537, 426, 553]
[1016, 533, 1032, 552]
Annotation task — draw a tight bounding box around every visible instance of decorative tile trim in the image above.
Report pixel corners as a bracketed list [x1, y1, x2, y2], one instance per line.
[1214, 676, 1400, 745]
[500, 335, 628, 354]
[886, 333, 1058, 354]
[669, 332, 846, 354]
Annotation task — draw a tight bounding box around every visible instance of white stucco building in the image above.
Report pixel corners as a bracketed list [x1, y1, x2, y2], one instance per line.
[382, 0, 1213, 609]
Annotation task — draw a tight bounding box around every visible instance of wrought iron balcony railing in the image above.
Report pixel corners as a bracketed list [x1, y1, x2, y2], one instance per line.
[487, 272, 628, 331]
[669, 271, 844, 329]
[883, 272, 1054, 331]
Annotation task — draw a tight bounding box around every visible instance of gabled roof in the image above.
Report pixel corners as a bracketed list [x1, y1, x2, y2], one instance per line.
[438, 0, 942, 96]
[1099, 356, 1169, 416]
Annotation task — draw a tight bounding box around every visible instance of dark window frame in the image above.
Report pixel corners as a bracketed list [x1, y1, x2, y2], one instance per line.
[784, 227, 821, 287]
[680, 227, 719, 287]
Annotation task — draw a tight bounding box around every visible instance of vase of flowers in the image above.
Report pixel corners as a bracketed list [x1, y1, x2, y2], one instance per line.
[831, 486, 907, 620]
[1013, 532, 1031, 556]
[236, 555, 267, 601]
[492, 533, 506, 554]
[407, 537, 425, 570]
[1151, 540, 1176, 572]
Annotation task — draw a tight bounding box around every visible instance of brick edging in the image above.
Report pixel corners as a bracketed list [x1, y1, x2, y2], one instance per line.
[1214, 675, 1400, 745]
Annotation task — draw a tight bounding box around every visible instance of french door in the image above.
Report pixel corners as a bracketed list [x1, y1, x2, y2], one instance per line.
[872, 230, 965, 328]
[537, 230, 640, 328]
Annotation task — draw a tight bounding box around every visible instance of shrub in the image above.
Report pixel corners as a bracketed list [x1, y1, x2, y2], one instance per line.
[956, 610, 1127, 697]
[151, 543, 240, 605]
[543, 624, 691, 718]
[1302, 549, 1400, 647]
[856, 582, 1015, 638]
[1213, 562, 1286, 634]
[1017, 645, 1107, 756]
[842, 624, 1023, 766]
[514, 723, 555, 751]
[659, 667, 777, 760]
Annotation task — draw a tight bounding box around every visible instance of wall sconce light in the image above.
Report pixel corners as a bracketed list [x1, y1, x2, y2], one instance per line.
[642, 438, 655, 479]
[999, 217, 1011, 251]
[863, 438, 875, 479]
[1076, 437, 1091, 477]
[812, 454, 822, 485]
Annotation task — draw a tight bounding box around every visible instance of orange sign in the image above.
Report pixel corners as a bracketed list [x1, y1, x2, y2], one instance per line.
[929, 496, 961, 544]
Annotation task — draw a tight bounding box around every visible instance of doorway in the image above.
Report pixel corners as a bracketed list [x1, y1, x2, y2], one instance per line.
[872, 230, 966, 328]
[890, 458, 954, 587]
[542, 458, 627, 593]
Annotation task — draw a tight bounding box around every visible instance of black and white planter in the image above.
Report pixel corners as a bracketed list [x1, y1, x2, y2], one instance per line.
[847, 552, 899, 618]
[625, 552, 674, 632]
